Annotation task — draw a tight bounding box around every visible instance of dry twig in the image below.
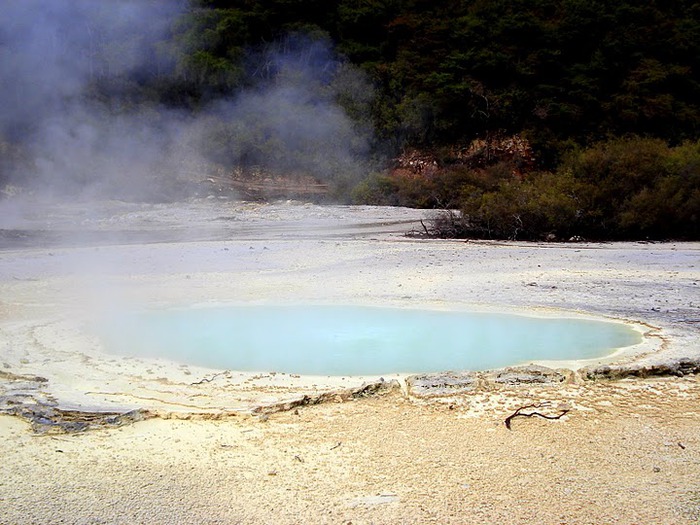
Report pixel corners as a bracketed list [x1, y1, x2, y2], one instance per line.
[504, 402, 570, 430]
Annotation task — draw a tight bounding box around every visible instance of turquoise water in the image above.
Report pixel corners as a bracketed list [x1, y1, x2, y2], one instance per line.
[98, 305, 642, 375]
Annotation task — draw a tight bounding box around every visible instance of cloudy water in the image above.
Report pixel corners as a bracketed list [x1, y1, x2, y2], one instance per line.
[97, 305, 642, 376]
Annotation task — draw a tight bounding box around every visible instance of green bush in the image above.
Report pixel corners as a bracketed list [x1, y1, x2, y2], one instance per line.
[560, 137, 700, 239]
[352, 166, 478, 208]
[459, 170, 580, 240]
[350, 173, 400, 205]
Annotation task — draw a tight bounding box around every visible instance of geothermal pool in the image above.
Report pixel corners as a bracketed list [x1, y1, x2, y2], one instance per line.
[97, 305, 642, 376]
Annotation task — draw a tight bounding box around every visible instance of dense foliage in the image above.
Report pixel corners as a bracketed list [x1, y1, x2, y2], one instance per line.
[170, 0, 700, 152]
[1, 0, 699, 238]
[458, 138, 700, 240]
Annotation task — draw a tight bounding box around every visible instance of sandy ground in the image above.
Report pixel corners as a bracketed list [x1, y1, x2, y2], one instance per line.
[2, 378, 700, 525]
[0, 198, 699, 524]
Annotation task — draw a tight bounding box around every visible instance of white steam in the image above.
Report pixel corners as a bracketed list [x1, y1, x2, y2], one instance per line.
[0, 1, 374, 202]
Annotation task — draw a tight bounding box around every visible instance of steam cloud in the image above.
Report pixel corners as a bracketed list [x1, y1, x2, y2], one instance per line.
[0, 1, 373, 202]
[199, 36, 374, 190]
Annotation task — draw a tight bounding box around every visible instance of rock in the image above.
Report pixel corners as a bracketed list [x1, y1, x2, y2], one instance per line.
[491, 365, 567, 386]
[252, 379, 400, 415]
[406, 371, 479, 398]
[583, 357, 700, 380]
[6, 406, 153, 434]
[0, 370, 48, 383]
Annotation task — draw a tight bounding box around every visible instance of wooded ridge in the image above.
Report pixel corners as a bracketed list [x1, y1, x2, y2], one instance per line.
[1, 0, 698, 239]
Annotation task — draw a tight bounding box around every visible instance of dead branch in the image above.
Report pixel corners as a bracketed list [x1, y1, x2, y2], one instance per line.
[409, 210, 469, 239]
[504, 403, 570, 430]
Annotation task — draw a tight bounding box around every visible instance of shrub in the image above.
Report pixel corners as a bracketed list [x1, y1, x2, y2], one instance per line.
[560, 137, 700, 239]
[358, 136, 700, 240]
[350, 173, 400, 205]
[459, 170, 581, 240]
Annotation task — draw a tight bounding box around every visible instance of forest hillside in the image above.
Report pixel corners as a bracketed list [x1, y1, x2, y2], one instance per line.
[1, 0, 698, 239]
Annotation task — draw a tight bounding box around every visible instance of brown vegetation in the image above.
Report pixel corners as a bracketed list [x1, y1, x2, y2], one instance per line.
[356, 136, 700, 241]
